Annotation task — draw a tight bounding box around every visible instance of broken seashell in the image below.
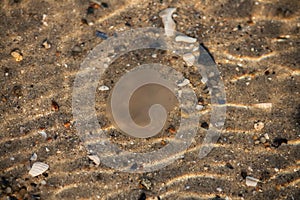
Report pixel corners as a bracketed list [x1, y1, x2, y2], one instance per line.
[175, 35, 197, 43]
[183, 53, 195, 66]
[88, 155, 100, 166]
[29, 162, 49, 177]
[159, 8, 176, 37]
[245, 176, 260, 187]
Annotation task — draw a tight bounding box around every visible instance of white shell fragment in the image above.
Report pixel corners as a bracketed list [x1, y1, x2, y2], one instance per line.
[38, 130, 47, 139]
[183, 53, 196, 66]
[30, 153, 37, 161]
[196, 105, 204, 110]
[29, 162, 49, 177]
[98, 85, 110, 91]
[177, 79, 190, 87]
[159, 8, 176, 37]
[88, 155, 100, 166]
[254, 121, 264, 131]
[246, 176, 260, 187]
[175, 35, 197, 43]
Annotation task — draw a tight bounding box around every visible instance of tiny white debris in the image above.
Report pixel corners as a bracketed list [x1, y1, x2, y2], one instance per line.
[274, 168, 279, 172]
[38, 130, 47, 139]
[29, 162, 49, 177]
[159, 8, 176, 37]
[88, 155, 100, 166]
[183, 53, 195, 66]
[98, 85, 109, 91]
[196, 104, 204, 110]
[254, 121, 264, 131]
[175, 35, 197, 43]
[246, 176, 260, 187]
[264, 133, 270, 140]
[45, 147, 50, 152]
[177, 79, 190, 87]
[152, 54, 157, 58]
[216, 187, 223, 192]
[30, 153, 38, 161]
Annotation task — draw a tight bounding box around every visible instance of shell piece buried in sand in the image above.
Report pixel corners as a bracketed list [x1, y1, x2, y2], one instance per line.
[159, 8, 176, 37]
[29, 162, 49, 177]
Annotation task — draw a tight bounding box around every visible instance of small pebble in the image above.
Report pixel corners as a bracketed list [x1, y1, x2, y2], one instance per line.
[42, 39, 51, 49]
[11, 49, 23, 61]
[260, 136, 266, 144]
[5, 187, 12, 194]
[72, 45, 82, 55]
[96, 30, 108, 40]
[254, 121, 264, 131]
[40, 180, 46, 185]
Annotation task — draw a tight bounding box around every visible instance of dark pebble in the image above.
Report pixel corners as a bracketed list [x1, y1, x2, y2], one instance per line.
[96, 30, 108, 40]
[200, 122, 209, 129]
[225, 162, 234, 169]
[87, 6, 94, 15]
[101, 2, 108, 8]
[272, 137, 288, 148]
[138, 192, 146, 200]
[241, 170, 247, 179]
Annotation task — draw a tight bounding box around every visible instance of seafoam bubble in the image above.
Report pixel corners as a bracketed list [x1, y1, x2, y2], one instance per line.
[29, 162, 49, 177]
[159, 8, 176, 37]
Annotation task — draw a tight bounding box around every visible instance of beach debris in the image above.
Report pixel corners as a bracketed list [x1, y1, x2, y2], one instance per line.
[42, 39, 51, 49]
[30, 153, 38, 161]
[51, 100, 59, 111]
[72, 45, 82, 55]
[159, 8, 176, 37]
[177, 79, 190, 87]
[245, 176, 260, 187]
[183, 53, 196, 66]
[139, 177, 152, 190]
[175, 35, 197, 43]
[38, 130, 47, 139]
[29, 162, 49, 177]
[11, 49, 23, 62]
[96, 30, 108, 40]
[254, 121, 264, 131]
[98, 85, 110, 91]
[272, 137, 288, 148]
[88, 155, 100, 166]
